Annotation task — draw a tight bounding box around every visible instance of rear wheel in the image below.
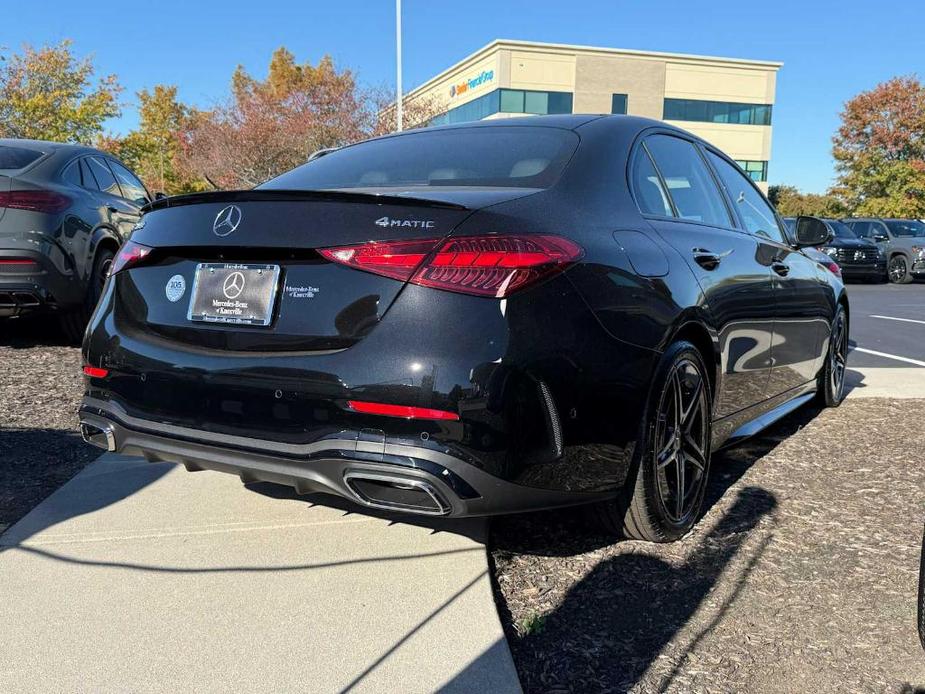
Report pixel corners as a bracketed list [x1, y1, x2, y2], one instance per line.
[889, 255, 912, 284]
[596, 341, 712, 542]
[60, 247, 114, 345]
[817, 305, 848, 407]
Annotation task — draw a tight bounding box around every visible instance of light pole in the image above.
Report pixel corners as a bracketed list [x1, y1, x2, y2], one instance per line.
[396, 0, 403, 132]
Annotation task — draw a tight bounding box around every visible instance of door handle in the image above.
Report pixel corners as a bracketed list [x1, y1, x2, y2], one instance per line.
[106, 206, 119, 214]
[691, 247, 732, 271]
[771, 261, 790, 277]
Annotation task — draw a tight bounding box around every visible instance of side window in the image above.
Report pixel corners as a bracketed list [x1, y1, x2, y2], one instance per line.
[849, 221, 870, 238]
[707, 151, 785, 244]
[108, 160, 149, 205]
[644, 135, 731, 227]
[86, 156, 120, 197]
[632, 148, 673, 217]
[61, 160, 82, 187]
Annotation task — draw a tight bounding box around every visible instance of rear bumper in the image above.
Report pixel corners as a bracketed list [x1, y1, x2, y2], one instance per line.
[78, 397, 610, 517]
[0, 249, 75, 317]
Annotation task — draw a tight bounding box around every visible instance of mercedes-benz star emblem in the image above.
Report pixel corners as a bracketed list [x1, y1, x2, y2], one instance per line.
[213, 205, 242, 236]
[223, 271, 246, 299]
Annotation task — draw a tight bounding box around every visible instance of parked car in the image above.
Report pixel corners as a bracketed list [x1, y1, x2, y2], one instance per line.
[78, 116, 848, 542]
[0, 139, 152, 342]
[782, 217, 884, 282]
[842, 218, 925, 284]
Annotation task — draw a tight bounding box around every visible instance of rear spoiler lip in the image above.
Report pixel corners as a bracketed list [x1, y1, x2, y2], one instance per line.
[141, 188, 470, 214]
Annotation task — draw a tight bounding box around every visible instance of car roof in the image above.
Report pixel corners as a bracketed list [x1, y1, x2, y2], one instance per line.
[0, 138, 100, 157]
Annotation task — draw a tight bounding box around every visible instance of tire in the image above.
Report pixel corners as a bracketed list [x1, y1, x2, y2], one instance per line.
[59, 247, 114, 345]
[817, 304, 848, 408]
[888, 254, 913, 284]
[596, 341, 712, 542]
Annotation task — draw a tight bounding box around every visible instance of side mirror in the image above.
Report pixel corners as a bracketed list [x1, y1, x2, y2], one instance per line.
[871, 233, 889, 242]
[154, 191, 168, 201]
[794, 216, 832, 247]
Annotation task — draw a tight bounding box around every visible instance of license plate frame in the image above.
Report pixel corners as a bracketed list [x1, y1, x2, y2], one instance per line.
[187, 263, 281, 327]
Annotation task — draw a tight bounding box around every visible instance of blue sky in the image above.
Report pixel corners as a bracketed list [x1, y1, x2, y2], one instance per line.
[3, 0, 923, 192]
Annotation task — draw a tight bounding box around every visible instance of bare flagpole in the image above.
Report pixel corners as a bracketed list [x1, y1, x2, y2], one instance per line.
[396, 0, 403, 132]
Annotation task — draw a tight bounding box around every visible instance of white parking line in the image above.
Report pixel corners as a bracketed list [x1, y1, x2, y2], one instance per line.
[870, 314, 925, 326]
[851, 346, 925, 367]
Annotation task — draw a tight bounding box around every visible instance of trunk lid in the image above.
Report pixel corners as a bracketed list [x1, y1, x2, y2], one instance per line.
[120, 189, 530, 352]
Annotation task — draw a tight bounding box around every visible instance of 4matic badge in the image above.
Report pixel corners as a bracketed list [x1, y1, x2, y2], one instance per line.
[375, 216, 435, 229]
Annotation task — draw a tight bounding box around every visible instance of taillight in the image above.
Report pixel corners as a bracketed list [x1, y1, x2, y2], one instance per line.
[0, 190, 71, 213]
[346, 400, 459, 421]
[320, 234, 582, 298]
[826, 261, 842, 278]
[110, 241, 153, 275]
[82, 365, 109, 378]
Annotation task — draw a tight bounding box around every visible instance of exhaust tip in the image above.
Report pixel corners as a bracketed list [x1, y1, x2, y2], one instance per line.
[343, 471, 451, 516]
[79, 421, 116, 452]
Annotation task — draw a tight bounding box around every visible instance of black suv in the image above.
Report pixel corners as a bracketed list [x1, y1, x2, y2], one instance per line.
[0, 139, 152, 341]
[783, 217, 885, 282]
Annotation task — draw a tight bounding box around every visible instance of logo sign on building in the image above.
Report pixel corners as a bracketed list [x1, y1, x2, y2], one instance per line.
[449, 69, 494, 98]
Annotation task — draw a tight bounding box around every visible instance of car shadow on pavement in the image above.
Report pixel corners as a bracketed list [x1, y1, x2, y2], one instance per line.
[0, 314, 72, 348]
[490, 402, 825, 692]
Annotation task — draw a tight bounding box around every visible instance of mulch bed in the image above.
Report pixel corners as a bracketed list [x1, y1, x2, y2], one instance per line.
[0, 316, 99, 534]
[491, 399, 925, 693]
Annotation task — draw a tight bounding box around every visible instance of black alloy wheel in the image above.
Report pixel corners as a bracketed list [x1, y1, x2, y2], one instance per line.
[597, 341, 712, 542]
[818, 305, 848, 407]
[889, 255, 912, 284]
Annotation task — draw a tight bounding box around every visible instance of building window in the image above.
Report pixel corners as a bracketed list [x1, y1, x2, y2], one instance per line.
[734, 160, 768, 182]
[663, 98, 772, 126]
[430, 88, 573, 126]
[611, 93, 628, 115]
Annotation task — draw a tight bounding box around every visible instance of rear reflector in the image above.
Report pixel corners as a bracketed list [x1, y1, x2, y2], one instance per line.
[346, 400, 460, 421]
[83, 365, 109, 378]
[110, 241, 153, 275]
[0, 190, 71, 213]
[320, 234, 582, 298]
[0, 259, 38, 266]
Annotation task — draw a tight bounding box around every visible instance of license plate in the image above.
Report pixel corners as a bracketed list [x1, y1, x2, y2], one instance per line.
[188, 263, 280, 326]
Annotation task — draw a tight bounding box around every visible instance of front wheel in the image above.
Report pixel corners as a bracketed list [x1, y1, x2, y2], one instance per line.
[817, 305, 848, 407]
[889, 255, 913, 284]
[596, 341, 712, 542]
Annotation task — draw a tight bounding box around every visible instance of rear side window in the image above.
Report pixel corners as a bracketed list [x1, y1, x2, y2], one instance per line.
[0, 145, 43, 172]
[108, 160, 149, 204]
[261, 127, 579, 190]
[644, 135, 731, 227]
[707, 151, 784, 243]
[61, 160, 82, 187]
[632, 148, 673, 217]
[86, 156, 120, 197]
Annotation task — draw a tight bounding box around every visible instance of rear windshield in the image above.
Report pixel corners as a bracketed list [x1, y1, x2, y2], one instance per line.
[0, 145, 44, 172]
[885, 220, 925, 237]
[261, 126, 579, 190]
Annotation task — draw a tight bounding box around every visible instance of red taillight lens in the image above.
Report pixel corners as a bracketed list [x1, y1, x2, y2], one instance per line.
[0, 259, 38, 267]
[321, 234, 582, 298]
[110, 241, 153, 275]
[82, 365, 109, 378]
[346, 400, 459, 421]
[0, 190, 71, 213]
[826, 261, 842, 278]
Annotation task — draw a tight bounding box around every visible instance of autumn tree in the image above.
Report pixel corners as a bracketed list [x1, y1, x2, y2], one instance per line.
[0, 40, 121, 143]
[768, 185, 846, 217]
[832, 76, 925, 217]
[178, 48, 439, 189]
[99, 85, 206, 195]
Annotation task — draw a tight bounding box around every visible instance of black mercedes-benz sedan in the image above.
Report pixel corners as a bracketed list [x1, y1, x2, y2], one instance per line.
[0, 139, 152, 342]
[79, 116, 848, 542]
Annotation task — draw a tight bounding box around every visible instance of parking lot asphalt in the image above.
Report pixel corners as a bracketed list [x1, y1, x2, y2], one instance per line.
[844, 282, 925, 368]
[0, 455, 521, 693]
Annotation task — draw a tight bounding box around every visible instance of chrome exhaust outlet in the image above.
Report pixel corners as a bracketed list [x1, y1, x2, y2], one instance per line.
[343, 471, 451, 516]
[79, 421, 116, 452]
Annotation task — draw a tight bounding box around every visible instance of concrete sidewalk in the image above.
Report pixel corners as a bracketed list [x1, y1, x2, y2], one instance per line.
[0, 455, 521, 693]
[845, 366, 925, 399]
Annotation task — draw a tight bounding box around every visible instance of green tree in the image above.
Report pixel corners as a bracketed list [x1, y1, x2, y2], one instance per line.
[99, 85, 206, 195]
[768, 185, 846, 217]
[832, 76, 925, 217]
[0, 40, 121, 143]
